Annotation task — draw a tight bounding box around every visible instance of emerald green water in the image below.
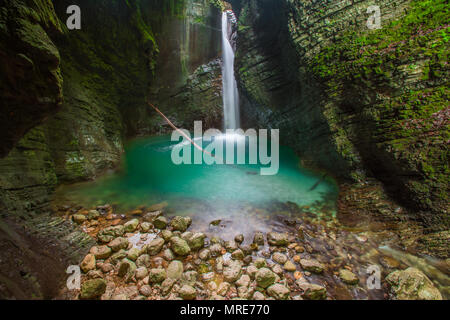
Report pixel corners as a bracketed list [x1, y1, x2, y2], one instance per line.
[56, 135, 338, 237]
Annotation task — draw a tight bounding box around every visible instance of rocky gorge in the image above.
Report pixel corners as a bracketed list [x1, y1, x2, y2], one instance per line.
[0, 0, 448, 300]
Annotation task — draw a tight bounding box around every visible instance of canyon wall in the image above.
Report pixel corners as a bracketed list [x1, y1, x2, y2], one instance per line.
[0, 0, 222, 298]
[234, 0, 449, 237]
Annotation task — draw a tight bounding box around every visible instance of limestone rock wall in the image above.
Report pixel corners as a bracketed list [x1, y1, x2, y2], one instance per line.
[234, 0, 449, 228]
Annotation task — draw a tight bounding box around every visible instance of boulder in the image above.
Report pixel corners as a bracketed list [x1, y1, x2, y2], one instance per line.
[98, 225, 125, 243]
[170, 216, 192, 232]
[147, 237, 165, 255]
[80, 254, 96, 273]
[296, 279, 327, 300]
[386, 267, 442, 300]
[255, 268, 276, 288]
[153, 216, 168, 229]
[339, 269, 359, 285]
[267, 284, 290, 300]
[167, 260, 184, 279]
[124, 219, 139, 232]
[90, 245, 112, 260]
[170, 237, 191, 256]
[80, 279, 106, 299]
[300, 259, 325, 274]
[108, 237, 129, 252]
[179, 285, 196, 300]
[149, 268, 166, 283]
[267, 232, 289, 246]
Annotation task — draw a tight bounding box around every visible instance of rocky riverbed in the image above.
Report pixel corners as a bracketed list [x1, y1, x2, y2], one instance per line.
[55, 201, 447, 300]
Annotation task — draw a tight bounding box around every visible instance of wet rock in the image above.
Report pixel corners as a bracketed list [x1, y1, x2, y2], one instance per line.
[73, 214, 87, 224]
[127, 247, 140, 261]
[108, 237, 129, 252]
[339, 269, 359, 285]
[87, 210, 100, 220]
[80, 279, 107, 299]
[235, 234, 244, 244]
[135, 267, 148, 280]
[223, 260, 242, 283]
[217, 282, 230, 296]
[147, 237, 165, 255]
[98, 225, 125, 243]
[284, 261, 296, 272]
[236, 274, 251, 288]
[246, 265, 258, 279]
[255, 268, 276, 288]
[170, 237, 191, 256]
[210, 244, 223, 256]
[300, 259, 324, 274]
[170, 216, 192, 232]
[199, 248, 210, 260]
[100, 263, 114, 273]
[255, 258, 267, 269]
[87, 270, 102, 279]
[379, 255, 400, 269]
[163, 248, 175, 261]
[136, 254, 151, 268]
[149, 268, 166, 283]
[143, 211, 162, 222]
[153, 216, 168, 229]
[179, 285, 196, 300]
[139, 285, 152, 297]
[188, 233, 206, 251]
[167, 260, 184, 279]
[161, 230, 173, 241]
[386, 267, 442, 300]
[182, 271, 198, 286]
[267, 232, 289, 246]
[90, 245, 112, 260]
[225, 241, 238, 252]
[110, 249, 127, 264]
[253, 291, 265, 300]
[272, 264, 283, 275]
[140, 222, 152, 232]
[253, 232, 265, 245]
[118, 258, 137, 282]
[81, 254, 96, 273]
[272, 252, 288, 264]
[231, 249, 245, 260]
[162, 278, 176, 295]
[267, 284, 290, 300]
[124, 219, 139, 233]
[296, 279, 327, 300]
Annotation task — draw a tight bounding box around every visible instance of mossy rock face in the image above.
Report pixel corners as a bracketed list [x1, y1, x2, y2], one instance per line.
[235, 0, 449, 234]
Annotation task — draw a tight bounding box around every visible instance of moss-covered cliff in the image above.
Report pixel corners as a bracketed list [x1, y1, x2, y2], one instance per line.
[234, 0, 448, 253]
[0, 0, 223, 299]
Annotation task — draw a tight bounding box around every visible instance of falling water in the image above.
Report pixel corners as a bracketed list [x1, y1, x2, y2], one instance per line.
[221, 11, 240, 129]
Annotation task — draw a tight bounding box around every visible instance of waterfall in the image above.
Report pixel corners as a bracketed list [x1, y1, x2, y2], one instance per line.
[221, 11, 240, 130]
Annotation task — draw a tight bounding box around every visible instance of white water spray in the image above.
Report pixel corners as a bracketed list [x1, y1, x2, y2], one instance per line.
[221, 11, 240, 130]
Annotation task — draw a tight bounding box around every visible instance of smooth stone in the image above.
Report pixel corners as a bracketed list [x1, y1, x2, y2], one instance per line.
[135, 267, 148, 280]
[153, 216, 168, 229]
[255, 258, 267, 269]
[80, 279, 106, 299]
[167, 260, 184, 279]
[300, 259, 325, 274]
[284, 261, 297, 272]
[80, 254, 96, 273]
[296, 279, 327, 300]
[235, 234, 244, 244]
[339, 269, 359, 285]
[223, 260, 242, 283]
[108, 237, 129, 252]
[90, 245, 112, 260]
[253, 291, 265, 300]
[118, 258, 136, 282]
[267, 232, 289, 246]
[139, 285, 152, 297]
[255, 268, 276, 288]
[272, 252, 288, 264]
[170, 237, 191, 256]
[136, 254, 151, 268]
[97, 225, 125, 243]
[179, 285, 196, 300]
[124, 219, 139, 233]
[127, 247, 140, 261]
[147, 237, 165, 255]
[72, 214, 86, 224]
[253, 232, 265, 245]
[161, 278, 176, 295]
[149, 268, 166, 283]
[170, 216, 192, 232]
[87, 210, 100, 220]
[140, 222, 152, 232]
[161, 230, 173, 241]
[267, 284, 290, 300]
[386, 267, 442, 300]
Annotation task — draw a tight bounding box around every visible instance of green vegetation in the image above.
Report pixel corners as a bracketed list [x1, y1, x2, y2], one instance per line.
[312, 0, 449, 210]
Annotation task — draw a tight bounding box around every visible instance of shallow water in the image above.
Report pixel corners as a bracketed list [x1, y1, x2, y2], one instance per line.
[56, 134, 338, 235]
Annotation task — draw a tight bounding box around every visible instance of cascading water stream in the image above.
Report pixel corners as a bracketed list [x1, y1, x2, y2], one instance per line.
[221, 11, 240, 130]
